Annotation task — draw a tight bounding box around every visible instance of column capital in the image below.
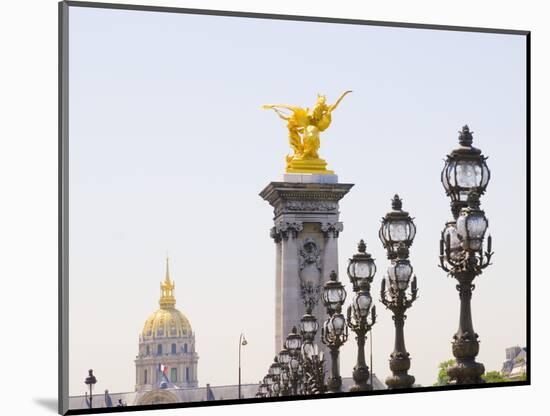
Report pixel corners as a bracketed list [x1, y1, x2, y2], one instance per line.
[271, 221, 303, 241]
[321, 221, 343, 238]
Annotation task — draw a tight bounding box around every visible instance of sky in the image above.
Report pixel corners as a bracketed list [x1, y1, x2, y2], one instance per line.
[67, 5, 526, 397]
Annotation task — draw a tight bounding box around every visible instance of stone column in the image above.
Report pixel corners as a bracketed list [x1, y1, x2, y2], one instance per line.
[317, 221, 343, 316]
[279, 221, 303, 346]
[271, 228, 283, 352]
[260, 175, 353, 355]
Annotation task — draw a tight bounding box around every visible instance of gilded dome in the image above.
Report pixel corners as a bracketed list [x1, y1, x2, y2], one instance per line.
[142, 308, 192, 339]
[141, 258, 192, 339]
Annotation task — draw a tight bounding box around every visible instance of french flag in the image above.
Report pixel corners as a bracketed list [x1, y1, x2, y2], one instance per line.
[158, 364, 168, 374]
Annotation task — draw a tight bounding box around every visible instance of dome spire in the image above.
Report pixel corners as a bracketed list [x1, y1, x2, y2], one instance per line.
[160, 256, 176, 309]
[165, 256, 171, 282]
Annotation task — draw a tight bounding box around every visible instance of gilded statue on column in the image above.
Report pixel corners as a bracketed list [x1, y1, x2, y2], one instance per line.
[262, 91, 352, 174]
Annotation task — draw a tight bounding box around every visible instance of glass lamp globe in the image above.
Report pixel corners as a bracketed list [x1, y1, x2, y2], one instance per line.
[347, 239, 377, 291]
[456, 192, 488, 251]
[353, 291, 372, 318]
[388, 260, 413, 290]
[441, 126, 490, 213]
[300, 314, 319, 340]
[328, 313, 346, 336]
[302, 342, 318, 360]
[278, 349, 290, 365]
[379, 195, 416, 258]
[322, 271, 347, 314]
[442, 221, 462, 261]
[457, 210, 488, 251]
[284, 327, 303, 354]
[270, 359, 281, 376]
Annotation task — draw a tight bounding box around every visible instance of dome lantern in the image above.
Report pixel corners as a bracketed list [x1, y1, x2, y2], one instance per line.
[159, 257, 176, 309]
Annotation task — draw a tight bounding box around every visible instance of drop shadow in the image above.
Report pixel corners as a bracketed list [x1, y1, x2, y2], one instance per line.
[34, 398, 58, 413]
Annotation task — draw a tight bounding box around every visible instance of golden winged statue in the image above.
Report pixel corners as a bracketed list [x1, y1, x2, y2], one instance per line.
[262, 90, 352, 174]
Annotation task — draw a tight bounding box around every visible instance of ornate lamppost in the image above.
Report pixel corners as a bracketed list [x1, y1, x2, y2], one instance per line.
[299, 310, 326, 394]
[263, 374, 273, 397]
[379, 195, 418, 389]
[268, 356, 282, 397]
[277, 348, 291, 396]
[439, 127, 493, 385]
[346, 240, 377, 391]
[439, 126, 493, 385]
[301, 342, 326, 394]
[238, 333, 247, 399]
[84, 369, 97, 409]
[285, 327, 303, 395]
[256, 379, 269, 398]
[321, 271, 348, 393]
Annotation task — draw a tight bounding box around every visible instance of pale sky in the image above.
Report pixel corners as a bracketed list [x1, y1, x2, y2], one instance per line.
[68, 5, 526, 396]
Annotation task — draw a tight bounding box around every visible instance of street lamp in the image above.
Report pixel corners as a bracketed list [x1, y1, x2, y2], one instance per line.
[346, 240, 377, 391]
[267, 357, 282, 398]
[440, 192, 493, 384]
[301, 341, 326, 394]
[322, 270, 347, 315]
[439, 126, 493, 385]
[441, 125, 490, 219]
[347, 239, 377, 292]
[379, 195, 419, 390]
[257, 380, 269, 398]
[285, 326, 303, 353]
[269, 356, 282, 380]
[321, 271, 348, 393]
[378, 195, 416, 260]
[299, 311, 325, 394]
[347, 280, 377, 391]
[285, 327, 303, 395]
[299, 313, 319, 343]
[84, 369, 97, 409]
[238, 333, 247, 399]
[277, 351, 291, 396]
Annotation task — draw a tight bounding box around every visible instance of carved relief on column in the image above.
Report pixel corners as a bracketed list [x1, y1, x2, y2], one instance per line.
[273, 220, 304, 240]
[275, 200, 339, 216]
[321, 221, 344, 239]
[270, 226, 282, 243]
[298, 237, 322, 312]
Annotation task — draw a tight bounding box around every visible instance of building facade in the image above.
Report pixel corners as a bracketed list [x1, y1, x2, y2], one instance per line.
[501, 346, 527, 380]
[134, 259, 199, 391]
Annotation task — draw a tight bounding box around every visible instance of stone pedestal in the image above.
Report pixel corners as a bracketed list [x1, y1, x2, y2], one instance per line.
[260, 174, 353, 354]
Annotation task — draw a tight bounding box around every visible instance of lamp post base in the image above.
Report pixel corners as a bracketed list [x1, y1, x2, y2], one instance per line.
[386, 352, 415, 389]
[447, 360, 485, 385]
[448, 331, 485, 384]
[385, 373, 415, 389]
[349, 365, 372, 392]
[326, 376, 342, 393]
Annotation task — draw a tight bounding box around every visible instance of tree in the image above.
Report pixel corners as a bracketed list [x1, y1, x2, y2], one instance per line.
[433, 359, 456, 386]
[434, 360, 527, 386]
[482, 371, 507, 383]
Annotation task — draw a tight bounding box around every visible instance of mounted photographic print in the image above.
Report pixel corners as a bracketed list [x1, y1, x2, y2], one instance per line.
[59, 1, 530, 414]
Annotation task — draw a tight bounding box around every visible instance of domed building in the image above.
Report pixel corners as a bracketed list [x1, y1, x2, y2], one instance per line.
[135, 259, 199, 392]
